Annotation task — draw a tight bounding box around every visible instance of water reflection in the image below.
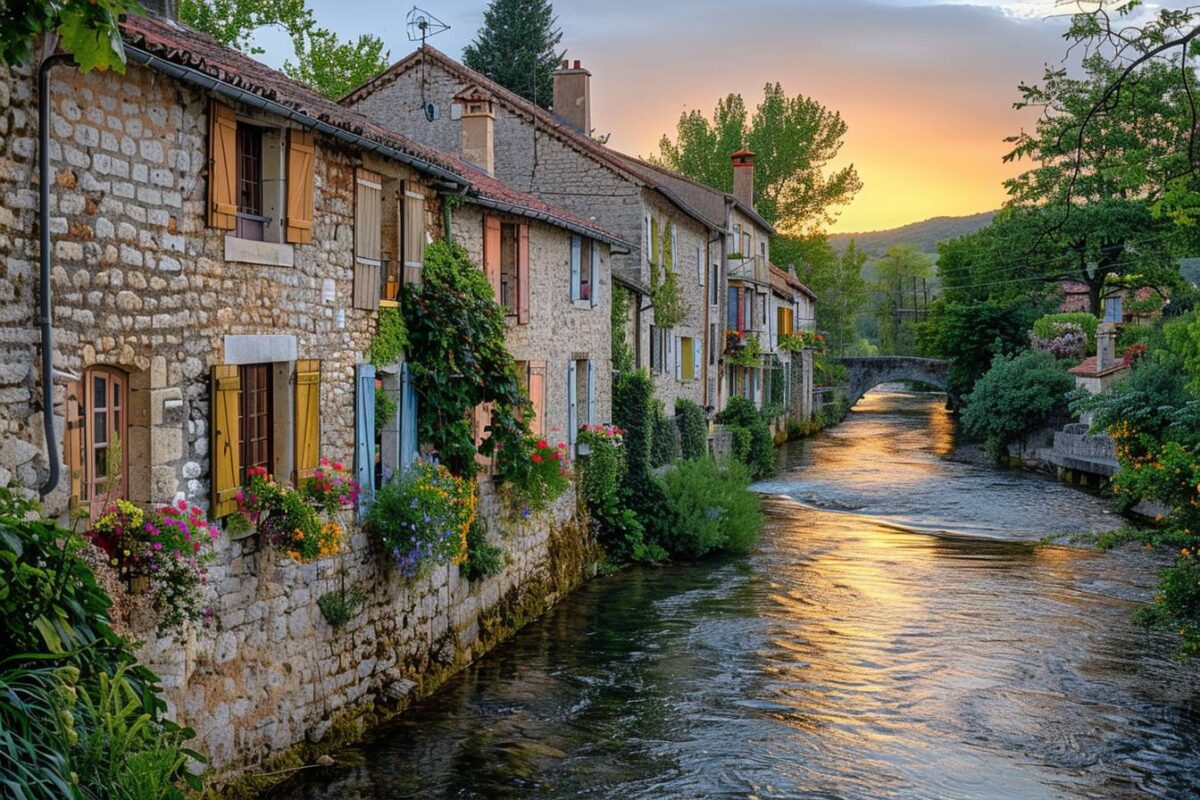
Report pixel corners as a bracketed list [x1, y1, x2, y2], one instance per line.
[271, 389, 1200, 800]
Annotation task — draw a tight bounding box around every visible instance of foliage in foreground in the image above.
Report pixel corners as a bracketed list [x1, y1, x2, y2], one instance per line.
[657, 459, 763, 559]
[0, 503, 202, 798]
[960, 349, 1074, 459]
[715, 397, 776, 480]
[366, 459, 476, 579]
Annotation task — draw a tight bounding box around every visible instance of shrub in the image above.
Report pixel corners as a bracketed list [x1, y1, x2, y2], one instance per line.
[577, 424, 662, 563]
[1029, 321, 1088, 359]
[496, 437, 570, 515]
[1033, 312, 1098, 353]
[613, 369, 654, 499]
[715, 397, 776, 479]
[367, 459, 476, 579]
[461, 519, 505, 582]
[675, 398, 708, 460]
[657, 458, 763, 558]
[650, 400, 680, 468]
[317, 587, 365, 627]
[960, 349, 1074, 459]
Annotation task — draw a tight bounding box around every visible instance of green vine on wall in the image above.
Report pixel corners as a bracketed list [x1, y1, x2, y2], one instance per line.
[366, 307, 408, 367]
[612, 285, 635, 375]
[648, 215, 687, 330]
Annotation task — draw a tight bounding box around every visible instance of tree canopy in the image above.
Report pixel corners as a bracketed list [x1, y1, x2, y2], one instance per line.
[0, 0, 139, 72]
[776, 235, 869, 356]
[462, 0, 564, 110]
[654, 83, 861, 236]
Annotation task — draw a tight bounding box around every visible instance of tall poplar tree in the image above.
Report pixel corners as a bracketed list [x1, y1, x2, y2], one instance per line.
[462, 0, 563, 109]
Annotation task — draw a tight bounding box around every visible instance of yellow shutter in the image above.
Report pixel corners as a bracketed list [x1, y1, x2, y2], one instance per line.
[208, 101, 237, 230]
[294, 359, 321, 482]
[64, 380, 83, 509]
[286, 130, 316, 244]
[210, 365, 241, 518]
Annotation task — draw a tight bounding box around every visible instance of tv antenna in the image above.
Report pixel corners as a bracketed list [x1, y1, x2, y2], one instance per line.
[406, 6, 450, 45]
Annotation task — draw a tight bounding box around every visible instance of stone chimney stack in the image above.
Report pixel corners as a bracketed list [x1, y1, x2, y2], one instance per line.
[552, 59, 591, 134]
[454, 85, 495, 175]
[1096, 322, 1119, 372]
[731, 150, 756, 209]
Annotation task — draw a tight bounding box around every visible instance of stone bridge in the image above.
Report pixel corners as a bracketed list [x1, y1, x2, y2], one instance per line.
[835, 356, 952, 407]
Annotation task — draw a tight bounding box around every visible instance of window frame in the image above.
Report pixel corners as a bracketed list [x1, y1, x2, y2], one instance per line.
[80, 366, 129, 516]
[238, 363, 275, 484]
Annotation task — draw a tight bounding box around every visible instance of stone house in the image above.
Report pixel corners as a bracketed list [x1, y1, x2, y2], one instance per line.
[0, 8, 621, 779]
[342, 48, 718, 416]
[766, 264, 819, 411]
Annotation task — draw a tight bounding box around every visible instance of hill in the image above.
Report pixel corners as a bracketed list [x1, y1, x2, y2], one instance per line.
[828, 211, 996, 257]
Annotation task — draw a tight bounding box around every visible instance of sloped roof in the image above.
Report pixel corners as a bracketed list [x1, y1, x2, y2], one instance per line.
[615, 155, 776, 234]
[769, 264, 817, 301]
[119, 15, 628, 250]
[343, 46, 719, 233]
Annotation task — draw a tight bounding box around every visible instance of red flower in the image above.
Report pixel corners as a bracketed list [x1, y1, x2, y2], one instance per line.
[532, 454, 543, 464]
[536, 440, 549, 450]
[332, 461, 344, 471]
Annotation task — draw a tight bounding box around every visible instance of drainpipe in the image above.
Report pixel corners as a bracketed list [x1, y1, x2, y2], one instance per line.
[38, 53, 71, 498]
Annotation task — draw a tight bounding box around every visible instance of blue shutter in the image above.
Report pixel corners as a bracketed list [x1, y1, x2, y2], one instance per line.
[568, 360, 578, 449]
[400, 361, 418, 469]
[355, 363, 376, 518]
[587, 360, 596, 425]
[693, 338, 701, 382]
[570, 235, 582, 301]
[590, 243, 601, 308]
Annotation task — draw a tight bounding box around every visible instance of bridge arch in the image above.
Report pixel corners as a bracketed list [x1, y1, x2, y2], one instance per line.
[834, 357, 952, 408]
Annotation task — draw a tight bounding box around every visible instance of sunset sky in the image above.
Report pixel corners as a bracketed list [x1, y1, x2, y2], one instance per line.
[255, 1, 1097, 233]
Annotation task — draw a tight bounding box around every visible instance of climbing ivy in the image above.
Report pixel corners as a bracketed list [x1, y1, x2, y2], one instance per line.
[366, 307, 408, 367]
[612, 286, 635, 376]
[648, 215, 686, 330]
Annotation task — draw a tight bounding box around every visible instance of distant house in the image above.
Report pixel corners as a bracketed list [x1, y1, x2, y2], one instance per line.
[342, 47, 719, 416]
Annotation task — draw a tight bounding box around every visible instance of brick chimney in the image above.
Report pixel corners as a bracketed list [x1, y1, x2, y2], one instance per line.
[552, 59, 591, 134]
[731, 150, 756, 209]
[454, 85, 495, 175]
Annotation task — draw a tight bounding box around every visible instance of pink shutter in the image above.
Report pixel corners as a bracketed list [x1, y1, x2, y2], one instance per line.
[484, 216, 502, 300]
[517, 224, 530, 324]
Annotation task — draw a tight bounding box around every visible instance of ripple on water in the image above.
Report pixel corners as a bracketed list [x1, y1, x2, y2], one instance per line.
[269, 391, 1200, 800]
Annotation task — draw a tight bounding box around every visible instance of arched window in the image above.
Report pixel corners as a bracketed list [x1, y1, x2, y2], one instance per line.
[71, 366, 129, 516]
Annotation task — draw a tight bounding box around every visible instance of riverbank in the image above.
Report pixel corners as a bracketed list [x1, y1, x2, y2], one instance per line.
[269, 389, 1200, 800]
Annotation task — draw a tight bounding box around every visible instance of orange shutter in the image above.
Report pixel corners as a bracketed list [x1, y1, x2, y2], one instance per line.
[294, 359, 321, 482]
[210, 365, 241, 518]
[208, 101, 237, 230]
[528, 361, 546, 436]
[286, 130, 316, 244]
[64, 380, 83, 509]
[483, 215, 502, 300]
[517, 223, 530, 324]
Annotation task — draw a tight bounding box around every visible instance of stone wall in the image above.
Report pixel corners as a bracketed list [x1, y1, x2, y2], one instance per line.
[137, 481, 599, 790]
[449, 204, 614, 434]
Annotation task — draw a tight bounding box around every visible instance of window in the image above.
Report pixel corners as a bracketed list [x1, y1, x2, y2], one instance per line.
[727, 287, 740, 330]
[75, 367, 129, 516]
[760, 240, 767, 262]
[710, 323, 718, 366]
[238, 364, 273, 483]
[567, 359, 594, 450]
[681, 336, 696, 381]
[743, 290, 753, 332]
[711, 264, 720, 306]
[500, 223, 519, 311]
[742, 230, 752, 256]
[696, 245, 703, 286]
[571, 236, 596, 304]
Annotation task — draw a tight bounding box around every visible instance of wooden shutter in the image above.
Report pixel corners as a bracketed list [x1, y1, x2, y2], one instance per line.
[675, 336, 682, 381]
[517, 223, 530, 324]
[400, 362, 418, 469]
[589, 241, 600, 309]
[353, 169, 383, 310]
[210, 365, 241, 518]
[567, 360, 578, 449]
[208, 102, 237, 230]
[569, 235, 581, 301]
[294, 359, 321, 482]
[483, 216, 502, 300]
[402, 186, 426, 284]
[528, 360, 546, 436]
[586, 360, 596, 426]
[64, 380, 83, 509]
[354, 364, 376, 516]
[285, 130, 315, 244]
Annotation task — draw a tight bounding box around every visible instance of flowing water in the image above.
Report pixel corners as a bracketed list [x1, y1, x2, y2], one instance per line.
[273, 389, 1200, 800]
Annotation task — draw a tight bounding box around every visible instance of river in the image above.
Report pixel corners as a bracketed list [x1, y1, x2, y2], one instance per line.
[272, 388, 1200, 799]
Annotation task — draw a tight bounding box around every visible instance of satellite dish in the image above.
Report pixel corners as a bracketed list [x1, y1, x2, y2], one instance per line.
[425, 102, 439, 121]
[406, 7, 450, 43]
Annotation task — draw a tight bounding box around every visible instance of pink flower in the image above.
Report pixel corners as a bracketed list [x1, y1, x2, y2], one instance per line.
[331, 461, 344, 471]
[153, 542, 163, 551]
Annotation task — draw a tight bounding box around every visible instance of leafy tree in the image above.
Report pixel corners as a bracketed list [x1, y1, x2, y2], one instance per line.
[657, 459, 762, 558]
[180, 0, 388, 99]
[0, 0, 140, 72]
[282, 26, 389, 99]
[872, 244, 933, 355]
[778, 236, 869, 356]
[960, 349, 1075, 459]
[462, 0, 563, 110]
[655, 83, 861, 235]
[919, 297, 1044, 398]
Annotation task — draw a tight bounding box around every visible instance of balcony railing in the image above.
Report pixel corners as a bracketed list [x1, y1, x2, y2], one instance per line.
[728, 254, 769, 285]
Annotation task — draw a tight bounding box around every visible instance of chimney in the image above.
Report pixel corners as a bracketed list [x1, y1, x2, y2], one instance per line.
[731, 150, 756, 209]
[1096, 322, 1119, 372]
[552, 58, 591, 134]
[454, 85, 495, 175]
[140, 0, 178, 19]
